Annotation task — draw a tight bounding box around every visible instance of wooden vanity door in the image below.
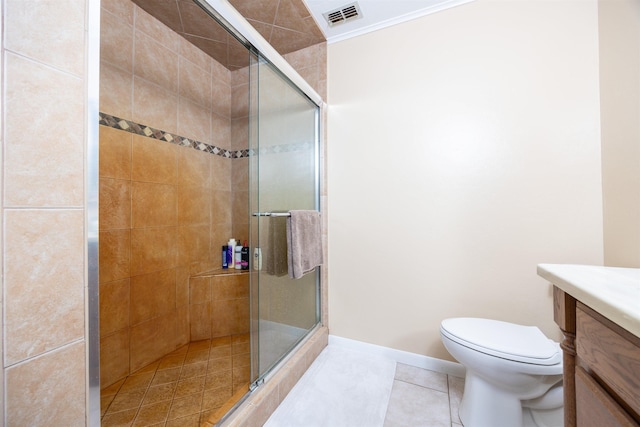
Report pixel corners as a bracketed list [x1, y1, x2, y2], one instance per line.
[575, 367, 637, 427]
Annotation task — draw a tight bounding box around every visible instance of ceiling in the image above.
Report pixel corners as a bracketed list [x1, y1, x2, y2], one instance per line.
[304, 0, 475, 43]
[228, 0, 326, 54]
[131, 0, 474, 70]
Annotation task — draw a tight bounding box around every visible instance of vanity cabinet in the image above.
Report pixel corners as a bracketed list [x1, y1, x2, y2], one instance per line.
[538, 264, 640, 427]
[554, 288, 640, 427]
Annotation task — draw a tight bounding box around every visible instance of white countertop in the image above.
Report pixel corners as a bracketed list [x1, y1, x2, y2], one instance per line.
[537, 264, 640, 338]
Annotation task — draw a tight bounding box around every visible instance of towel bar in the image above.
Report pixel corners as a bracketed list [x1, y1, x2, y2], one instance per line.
[252, 211, 321, 217]
[253, 212, 290, 217]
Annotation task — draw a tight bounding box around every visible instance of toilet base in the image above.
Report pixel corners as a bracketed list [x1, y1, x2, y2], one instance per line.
[459, 374, 524, 427]
[460, 398, 563, 427]
[459, 373, 563, 427]
[524, 407, 563, 427]
[524, 381, 564, 427]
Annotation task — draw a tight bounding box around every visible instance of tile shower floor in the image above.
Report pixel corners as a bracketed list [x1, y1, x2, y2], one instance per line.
[100, 334, 251, 427]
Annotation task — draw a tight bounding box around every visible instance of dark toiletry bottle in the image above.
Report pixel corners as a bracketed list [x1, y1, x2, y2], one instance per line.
[222, 245, 228, 269]
[241, 240, 249, 270]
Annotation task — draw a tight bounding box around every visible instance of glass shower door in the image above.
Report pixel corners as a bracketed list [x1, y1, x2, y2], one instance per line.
[249, 54, 320, 385]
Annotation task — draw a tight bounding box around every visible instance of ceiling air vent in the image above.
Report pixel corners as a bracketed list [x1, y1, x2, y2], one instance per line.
[323, 2, 363, 27]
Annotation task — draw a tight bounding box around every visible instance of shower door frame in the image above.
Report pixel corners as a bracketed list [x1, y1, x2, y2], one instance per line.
[248, 53, 322, 389]
[189, 0, 324, 393]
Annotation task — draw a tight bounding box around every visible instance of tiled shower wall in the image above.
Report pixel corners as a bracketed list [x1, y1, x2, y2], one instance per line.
[98, 124, 236, 387]
[2, 0, 90, 425]
[189, 271, 250, 341]
[99, 0, 255, 388]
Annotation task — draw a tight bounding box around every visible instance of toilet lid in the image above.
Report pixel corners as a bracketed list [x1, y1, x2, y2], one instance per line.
[441, 318, 561, 365]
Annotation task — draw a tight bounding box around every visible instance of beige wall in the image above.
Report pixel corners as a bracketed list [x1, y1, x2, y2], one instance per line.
[599, 0, 640, 268]
[327, 0, 604, 360]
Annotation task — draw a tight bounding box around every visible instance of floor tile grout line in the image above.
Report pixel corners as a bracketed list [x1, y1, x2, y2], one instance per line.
[100, 383, 121, 419]
[103, 345, 187, 426]
[100, 337, 250, 426]
[161, 354, 185, 427]
[446, 374, 453, 427]
[383, 363, 466, 427]
[393, 377, 450, 395]
[132, 359, 170, 427]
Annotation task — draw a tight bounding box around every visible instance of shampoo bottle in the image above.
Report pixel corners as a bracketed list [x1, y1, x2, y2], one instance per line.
[227, 239, 236, 269]
[234, 241, 242, 269]
[222, 245, 228, 269]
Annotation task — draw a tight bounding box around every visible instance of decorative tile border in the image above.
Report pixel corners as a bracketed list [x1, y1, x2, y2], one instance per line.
[99, 112, 249, 159]
[260, 141, 316, 155]
[99, 112, 315, 158]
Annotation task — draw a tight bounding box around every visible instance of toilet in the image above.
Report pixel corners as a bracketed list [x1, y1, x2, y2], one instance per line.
[440, 318, 564, 427]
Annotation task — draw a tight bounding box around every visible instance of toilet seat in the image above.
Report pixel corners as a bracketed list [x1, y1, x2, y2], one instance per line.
[440, 318, 561, 366]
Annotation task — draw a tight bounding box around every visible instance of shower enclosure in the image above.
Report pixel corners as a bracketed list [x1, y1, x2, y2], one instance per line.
[96, 0, 322, 424]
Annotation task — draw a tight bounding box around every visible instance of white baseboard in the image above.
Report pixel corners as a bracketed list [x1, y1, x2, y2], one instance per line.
[328, 334, 466, 378]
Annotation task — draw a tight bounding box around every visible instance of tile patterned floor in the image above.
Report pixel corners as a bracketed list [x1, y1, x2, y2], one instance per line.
[264, 345, 465, 427]
[101, 334, 251, 427]
[384, 363, 464, 427]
